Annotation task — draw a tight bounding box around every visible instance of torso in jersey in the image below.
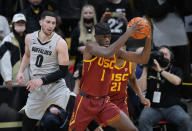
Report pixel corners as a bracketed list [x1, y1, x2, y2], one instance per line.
[80, 55, 116, 97]
[109, 61, 132, 103]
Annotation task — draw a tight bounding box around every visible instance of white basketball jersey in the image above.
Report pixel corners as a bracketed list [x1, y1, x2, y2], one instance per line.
[29, 31, 61, 76]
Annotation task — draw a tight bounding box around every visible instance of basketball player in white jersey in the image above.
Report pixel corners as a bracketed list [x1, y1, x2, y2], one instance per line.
[16, 11, 74, 131]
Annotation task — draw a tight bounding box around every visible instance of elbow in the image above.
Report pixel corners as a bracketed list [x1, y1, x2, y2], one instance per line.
[139, 58, 148, 65]
[105, 53, 113, 58]
[142, 56, 150, 64]
[173, 79, 182, 86]
[174, 80, 182, 86]
[137, 54, 150, 64]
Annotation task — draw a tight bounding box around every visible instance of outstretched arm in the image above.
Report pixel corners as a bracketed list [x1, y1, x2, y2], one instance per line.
[117, 32, 152, 64]
[84, 22, 142, 59]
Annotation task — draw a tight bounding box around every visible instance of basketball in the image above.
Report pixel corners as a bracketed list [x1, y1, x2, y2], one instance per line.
[128, 17, 151, 39]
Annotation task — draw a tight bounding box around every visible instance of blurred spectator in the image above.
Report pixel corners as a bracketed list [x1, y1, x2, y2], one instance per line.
[138, 46, 192, 131]
[129, 0, 144, 17]
[22, 0, 57, 33]
[140, 0, 191, 82]
[0, 13, 26, 90]
[56, 0, 85, 37]
[0, 0, 16, 21]
[184, 15, 192, 63]
[70, 4, 97, 71]
[0, 15, 10, 44]
[96, 0, 133, 43]
[0, 15, 10, 85]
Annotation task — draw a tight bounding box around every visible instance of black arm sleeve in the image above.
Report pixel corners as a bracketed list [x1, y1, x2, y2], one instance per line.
[87, 120, 99, 130]
[41, 65, 68, 85]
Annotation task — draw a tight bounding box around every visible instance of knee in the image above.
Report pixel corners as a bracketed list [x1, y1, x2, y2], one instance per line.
[138, 115, 150, 125]
[42, 104, 68, 129]
[180, 115, 192, 126]
[130, 127, 139, 131]
[120, 127, 138, 131]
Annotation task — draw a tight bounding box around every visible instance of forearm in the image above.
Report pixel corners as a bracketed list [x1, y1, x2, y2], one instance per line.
[140, 35, 152, 64]
[160, 70, 181, 85]
[107, 30, 132, 56]
[130, 79, 144, 99]
[41, 65, 68, 85]
[87, 31, 132, 58]
[73, 79, 80, 95]
[137, 67, 147, 92]
[18, 54, 30, 73]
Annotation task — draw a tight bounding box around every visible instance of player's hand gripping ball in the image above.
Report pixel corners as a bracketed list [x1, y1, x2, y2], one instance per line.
[128, 17, 151, 39]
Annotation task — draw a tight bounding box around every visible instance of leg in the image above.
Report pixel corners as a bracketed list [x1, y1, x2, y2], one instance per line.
[138, 107, 163, 131]
[69, 95, 93, 131]
[22, 112, 38, 131]
[109, 110, 138, 131]
[163, 105, 192, 131]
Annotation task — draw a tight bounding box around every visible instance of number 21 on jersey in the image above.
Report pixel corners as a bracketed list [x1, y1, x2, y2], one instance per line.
[110, 82, 121, 92]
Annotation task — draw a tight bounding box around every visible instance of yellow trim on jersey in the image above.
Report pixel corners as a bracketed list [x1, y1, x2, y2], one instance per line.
[80, 82, 84, 90]
[69, 96, 84, 126]
[114, 61, 127, 70]
[107, 114, 120, 125]
[87, 62, 92, 71]
[129, 62, 132, 74]
[84, 55, 116, 62]
[83, 56, 97, 62]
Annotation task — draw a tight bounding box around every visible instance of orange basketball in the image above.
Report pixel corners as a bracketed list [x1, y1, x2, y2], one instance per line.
[128, 17, 151, 39]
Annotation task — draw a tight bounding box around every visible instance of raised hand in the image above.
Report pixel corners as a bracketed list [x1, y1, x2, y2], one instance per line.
[126, 20, 144, 36]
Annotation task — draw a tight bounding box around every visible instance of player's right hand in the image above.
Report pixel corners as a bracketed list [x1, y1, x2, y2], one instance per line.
[16, 72, 26, 85]
[126, 21, 144, 36]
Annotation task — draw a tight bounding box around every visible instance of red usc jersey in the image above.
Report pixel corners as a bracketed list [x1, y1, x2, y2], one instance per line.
[109, 61, 132, 102]
[80, 56, 116, 97]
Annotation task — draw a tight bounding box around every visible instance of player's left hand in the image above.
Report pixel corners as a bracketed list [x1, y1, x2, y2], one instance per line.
[140, 97, 151, 108]
[26, 78, 43, 91]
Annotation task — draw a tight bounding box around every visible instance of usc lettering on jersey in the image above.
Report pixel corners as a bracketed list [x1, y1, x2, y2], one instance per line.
[80, 56, 116, 97]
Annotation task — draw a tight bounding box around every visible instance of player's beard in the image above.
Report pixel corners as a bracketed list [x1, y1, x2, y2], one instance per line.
[42, 27, 53, 36]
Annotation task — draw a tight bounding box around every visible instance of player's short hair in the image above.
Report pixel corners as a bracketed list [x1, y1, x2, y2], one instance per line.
[40, 11, 57, 20]
[94, 22, 111, 35]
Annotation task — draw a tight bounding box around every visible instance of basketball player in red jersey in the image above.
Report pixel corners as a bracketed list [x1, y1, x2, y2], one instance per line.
[69, 22, 151, 131]
[109, 45, 151, 117]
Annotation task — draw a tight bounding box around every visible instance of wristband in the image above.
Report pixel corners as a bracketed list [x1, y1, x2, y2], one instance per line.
[159, 70, 164, 74]
[41, 77, 48, 85]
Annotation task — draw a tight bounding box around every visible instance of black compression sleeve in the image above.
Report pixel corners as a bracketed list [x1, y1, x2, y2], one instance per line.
[41, 65, 68, 85]
[87, 120, 99, 130]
